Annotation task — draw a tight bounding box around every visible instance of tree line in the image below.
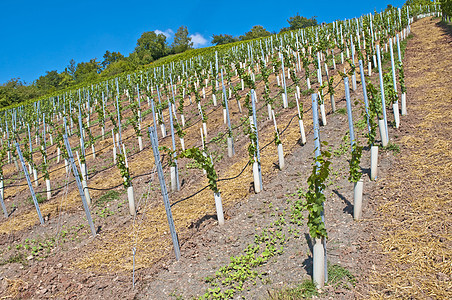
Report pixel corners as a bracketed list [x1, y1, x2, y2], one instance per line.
[1, 13, 317, 108]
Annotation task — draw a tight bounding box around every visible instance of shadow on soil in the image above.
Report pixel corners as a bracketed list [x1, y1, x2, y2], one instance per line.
[435, 19, 452, 41]
[188, 214, 216, 229]
[302, 233, 313, 277]
[333, 189, 353, 216]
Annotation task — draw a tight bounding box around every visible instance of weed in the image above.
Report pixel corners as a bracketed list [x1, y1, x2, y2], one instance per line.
[327, 263, 357, 289]
[27, 193, 45, 205]
[0, 253, 27, 266]
[96, 190, 120, 207]
[96, 207, 114, 218]
[267, 279, 318, 299]
[382, 142, 400, 154]
[169, 290, 184, 300]
[335, 108, 347, 115]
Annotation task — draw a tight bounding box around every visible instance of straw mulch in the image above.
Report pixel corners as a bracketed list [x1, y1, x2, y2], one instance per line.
[364, 17, 452, 299]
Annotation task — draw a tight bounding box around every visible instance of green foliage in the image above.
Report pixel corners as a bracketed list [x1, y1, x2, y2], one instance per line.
[240, 25, 271, 41]
[101, 60, 135, 78]
[335, 108, 347, 115]
[382, 142, 400, 154]
[246, 122, 258, 164]
[281, 13, 318, 32]
[178, 148, 219, 194]
[101, 51, 125, 69]
[304, 142, 331, 239]
[27, 193, 46, 205]
[348, 141, 363, 183]
[172, 26, 193, 54]
[0, 253, 27, 266]
[74, 59, 101, 84]
[274, 131, 281, 146]
[159, 146, 177, 167]
[397, 61, 407, 94]
[200, 218, 287, 299]
[129, 101, 142, 137]
[96, 190, 120, 207]
[440, 0, 452, 16]
[298, 100, 304, 120]
[366, 79, 383, 118]
[327, 263, 357, 289]
[211, 34, 238, 46]
[267, 279, 319, 299]
[116, 151, 131, 189]
[383, 72, 398, 105]
[0, 79, 41, 108]
[134, 31, 168, 64]
[361, 91, 378, 148]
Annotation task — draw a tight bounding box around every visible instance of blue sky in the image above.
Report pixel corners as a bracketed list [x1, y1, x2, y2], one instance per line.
[0, 0, 405, 85]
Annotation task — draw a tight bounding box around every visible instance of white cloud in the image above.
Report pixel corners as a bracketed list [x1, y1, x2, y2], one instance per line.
[189, 33, 208, 48]
[154, 29, 174, 39]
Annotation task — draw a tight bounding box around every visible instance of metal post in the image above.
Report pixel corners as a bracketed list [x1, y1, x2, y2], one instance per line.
[168, 99, 180, 190]
[358, 60, 372, 135]
[344, 78, 356, 147]
[151, 98, 158, 138]
[16, 142, 44, 225]
[311, 93, 328, 283]
[396, 34, 402, 63]
[221, 69, 234, 152]
[389, 38, 398, 101]
[0, 187, 7, 217]
[250, 90, 263, 189]
[376, 45, 389, 142]
[280, 48, 288, 108]
[63, 135, 96, 237]
[148, 126, 181, 261]
[116, 95, 122, 153]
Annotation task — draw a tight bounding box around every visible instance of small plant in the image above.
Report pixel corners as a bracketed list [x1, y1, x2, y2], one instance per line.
[397, 61, 406, 94]
[348, 142, 363, 183]
[0, 253, 27, 266]
[383, 72, 398, 106]
[335, 108, 347, 115]
[116, 151, 131, 189]
[267, 279, 319, 299]
[382, 142, 400, 154]
[96, 190, 120, 207]
[333, 133, 349, 157]
[178, 148, 218, 194]
[327, 263, 357, 289]
[159, 146, 177, 167]
[304, 142, 331, 239]
[27, 193, 45, 205]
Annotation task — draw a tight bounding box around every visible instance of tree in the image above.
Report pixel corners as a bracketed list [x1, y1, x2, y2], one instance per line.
[211, 34, 238, 45]
[101, 60, 135, 78]
[440, 0, 452, 16]
[172, 26, 193, 53]
[405, 0, 434, 6]
[134, 31, 168, 64]
[101, 51, 124, 69]
[281, 13, 318, 32]
[35, 70, 62, 91]
[0, 79, 41, 108]
[239, 25, 271, 41]
[67, 59, 77, 79]
[59, 70, 74, 89]
[74, 59, 101, 83]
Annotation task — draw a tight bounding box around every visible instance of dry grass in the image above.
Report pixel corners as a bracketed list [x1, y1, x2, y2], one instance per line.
[367, 18, 452, 299]
[0, 278, 26, 299]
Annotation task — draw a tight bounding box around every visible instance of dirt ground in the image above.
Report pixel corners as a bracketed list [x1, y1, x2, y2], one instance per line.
[0, 16, 450, 300]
